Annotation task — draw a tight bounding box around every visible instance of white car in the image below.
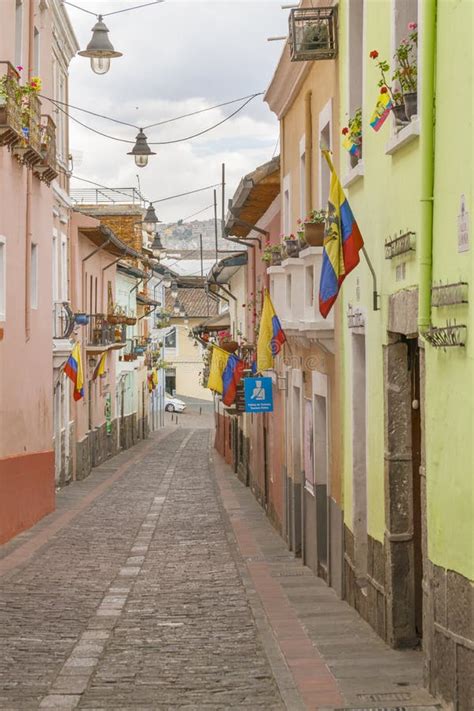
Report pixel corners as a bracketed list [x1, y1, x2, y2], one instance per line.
[164, 394, 186, 413]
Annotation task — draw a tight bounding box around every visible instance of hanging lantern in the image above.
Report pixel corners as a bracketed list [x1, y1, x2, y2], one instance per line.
[77, 16, 123, 75]
[162, 274, 172, 289]
[170, 280, 178, 299]
[143, 203, 158, 234]
[127, 129, 156, 168]
[173, 298, 181, 315]
[150, 233, 164, 260]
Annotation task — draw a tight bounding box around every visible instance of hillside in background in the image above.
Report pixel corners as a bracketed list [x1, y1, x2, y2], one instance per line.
[160, 219, 232, 251]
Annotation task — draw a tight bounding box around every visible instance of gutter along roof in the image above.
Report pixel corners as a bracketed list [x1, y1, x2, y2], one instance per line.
[79, 224, 143, 260]
[118, 262, 148, 279]
[208, 252, 248, 285]
[225, 156, 280, 239]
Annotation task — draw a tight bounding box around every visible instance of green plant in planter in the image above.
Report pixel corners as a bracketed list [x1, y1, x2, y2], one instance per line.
[393, 25, 418, 94]
[305, 209, 327, 224]
[341, 108, 363, 157]
[262, 241, 283, 264]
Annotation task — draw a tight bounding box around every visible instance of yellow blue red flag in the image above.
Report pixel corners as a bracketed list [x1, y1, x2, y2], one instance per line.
[370, 91, 393, 131]
[92, 352, 107, 380]
[64, 342, 84, 401]
[207, 345, 244, 406]
[257, 290, 286, 372]
[319, 151, 364, 318]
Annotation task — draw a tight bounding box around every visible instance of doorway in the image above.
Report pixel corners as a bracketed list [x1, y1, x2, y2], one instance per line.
[384, 336, 424, 647]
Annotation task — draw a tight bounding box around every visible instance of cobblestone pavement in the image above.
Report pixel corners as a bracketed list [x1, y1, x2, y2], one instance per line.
[0, 420, 440, 711]
[0, 427, 285, 710]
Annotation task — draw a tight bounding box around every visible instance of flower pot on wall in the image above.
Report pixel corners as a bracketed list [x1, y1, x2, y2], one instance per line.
[271, 253, 282, 266]
[403, 92, 417, 120]
[392, 104, 409, 127]
[220, 341, 239, 353]
[303, 222, 325, 247]
[74, 313, 89, 326]
[284, 240, 300, 258]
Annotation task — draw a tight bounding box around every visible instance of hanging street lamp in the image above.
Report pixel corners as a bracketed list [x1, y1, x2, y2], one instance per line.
[173, 298, 181, 315]
[150, 233, 165, 260]
[170, 280, 178, 299]
[162, 274, 172, 289]
[143, 203, 159, 234]
[127, 129, 156, 168]
[179, 305, 186, 318]
[77, 16, 123, 75]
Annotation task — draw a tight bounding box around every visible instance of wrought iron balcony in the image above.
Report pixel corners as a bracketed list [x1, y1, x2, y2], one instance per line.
[53, 301, 75, 340]
[289, 7, 338, 62]
[33, 115, 58, 184]
[86, 314, 127, 351]
[12, 92, 42, 166]
[0, 62, 22, 146]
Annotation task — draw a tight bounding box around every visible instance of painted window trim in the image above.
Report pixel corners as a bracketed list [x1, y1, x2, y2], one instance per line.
[283, 173, 292, 236]
[342, 160, 365, 189]
[299, 134, 306, 220]
[312, 370, 331, 496]
[318, 98, 333, 210]
[0, 236, 6, 322]
[385, 118, 420, 156]
[345, 0, 365, 176]
[390, 0, 421, 138]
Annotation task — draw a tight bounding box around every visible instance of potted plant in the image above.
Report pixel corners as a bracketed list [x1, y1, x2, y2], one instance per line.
[262, 241, 283, 265]
[126, 316, 137, 326]
[74, 312, 89, 326]
[341, 108, 363, 159]
[393, 23, 418, 119]
[299, 210, 327, 247]
[281, 233, 300, 258]
[369, 47, 414, 127]
[218, 330, 239, 353]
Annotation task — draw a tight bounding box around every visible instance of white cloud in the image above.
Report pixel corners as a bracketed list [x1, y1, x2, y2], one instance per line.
[67, 0, 287, 221]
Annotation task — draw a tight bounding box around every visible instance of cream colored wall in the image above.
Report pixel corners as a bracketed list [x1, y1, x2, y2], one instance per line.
[282, 60, 340, 233]
[168, 318, 212, 401]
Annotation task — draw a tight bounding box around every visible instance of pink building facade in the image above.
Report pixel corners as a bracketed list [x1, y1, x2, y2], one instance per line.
[0, 0, 75, 543]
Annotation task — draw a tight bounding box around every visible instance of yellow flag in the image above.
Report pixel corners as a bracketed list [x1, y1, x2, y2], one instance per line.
[257, 290, 286, 372]
[207, 346, 230, 394]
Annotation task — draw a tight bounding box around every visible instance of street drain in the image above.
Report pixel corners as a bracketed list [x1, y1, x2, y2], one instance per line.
[321, 707, 440, 711]
[357, 694, 411, 702]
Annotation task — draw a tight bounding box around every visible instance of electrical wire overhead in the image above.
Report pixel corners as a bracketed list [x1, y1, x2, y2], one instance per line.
[41, 92, 264, 132]
[47, 94, 262, 146]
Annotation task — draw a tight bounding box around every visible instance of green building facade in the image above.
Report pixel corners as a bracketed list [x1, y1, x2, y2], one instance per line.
[337, 1, 472, 707]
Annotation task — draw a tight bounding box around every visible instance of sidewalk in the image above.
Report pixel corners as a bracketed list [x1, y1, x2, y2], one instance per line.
[213, 451, 440, 711]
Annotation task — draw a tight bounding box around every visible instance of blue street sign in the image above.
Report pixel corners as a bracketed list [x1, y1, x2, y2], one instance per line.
[244, 377, 274, 413]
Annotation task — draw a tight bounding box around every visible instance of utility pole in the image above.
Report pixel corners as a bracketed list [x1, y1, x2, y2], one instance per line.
[213, 188, 218, 264]
[199, 233, 204, 278]
[221, 163, 225, 241]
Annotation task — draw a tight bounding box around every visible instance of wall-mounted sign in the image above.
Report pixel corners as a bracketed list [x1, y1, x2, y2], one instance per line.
[458, 195, 469, 253]
[244, 377, 274, 413]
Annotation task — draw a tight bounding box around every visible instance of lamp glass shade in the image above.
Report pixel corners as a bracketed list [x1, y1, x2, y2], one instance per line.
[170, 281, 178, 299]
[143, 203, 158, 234]
[173, 300, 181, 314]
[163, 276, 172, 289]
[91, 56, 110, 74]
[135, 154, 148, 168]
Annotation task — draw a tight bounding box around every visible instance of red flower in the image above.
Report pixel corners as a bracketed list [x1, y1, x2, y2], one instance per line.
[380, 86, 388, 94]
[342, 127, 349, 135]
[369, 50, 379, 59]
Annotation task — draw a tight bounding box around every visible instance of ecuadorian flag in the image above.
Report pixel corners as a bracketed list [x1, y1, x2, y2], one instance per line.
[319, 151, 364, 318]
[64, 342, 84, 401]
[257, 290, 286, 372]
[207, 346, 244, 406]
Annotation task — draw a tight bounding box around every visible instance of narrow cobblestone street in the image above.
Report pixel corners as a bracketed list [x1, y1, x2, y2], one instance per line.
[0, 415, 438, 710]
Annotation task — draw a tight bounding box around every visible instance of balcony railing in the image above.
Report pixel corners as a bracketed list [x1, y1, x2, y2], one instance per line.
[53, 301, 75, 340]
[12, 91, 42, 166]
[33, 115, 58, 184]
[0, 62, 22, 145]
[69, 187, 144, 206]
[86, 314, 127, 350]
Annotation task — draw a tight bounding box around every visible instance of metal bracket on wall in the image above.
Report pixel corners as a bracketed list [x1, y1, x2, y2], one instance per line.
[361, 246, 381, 311]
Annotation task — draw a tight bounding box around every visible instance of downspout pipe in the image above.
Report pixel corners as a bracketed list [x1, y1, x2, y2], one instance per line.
[418, 0, 437, 334]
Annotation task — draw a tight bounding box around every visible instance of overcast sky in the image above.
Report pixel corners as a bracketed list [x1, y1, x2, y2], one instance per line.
[68, 0, 288, 222]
